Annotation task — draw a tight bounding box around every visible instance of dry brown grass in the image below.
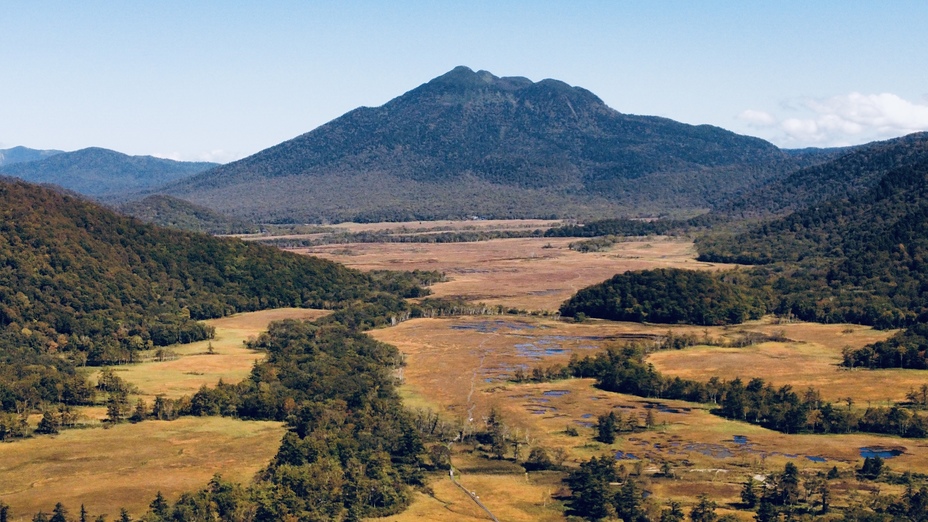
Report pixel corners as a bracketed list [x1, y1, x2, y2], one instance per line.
[94, 308, 329, 401]
[1, 308, 323, 519]
[646, 322, 909, 403]
[374, 315, 928, 518]
[299, 236, 730, 311]
[0, 417, 285, 522]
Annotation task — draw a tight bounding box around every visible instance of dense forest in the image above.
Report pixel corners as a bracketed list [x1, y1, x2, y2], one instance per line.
[552, 143, 928, 366]
[0, 179, 433, 416]
[717, 132, 928, 219]
[117, 195, 260, 235]
[559, 268, 767, 326]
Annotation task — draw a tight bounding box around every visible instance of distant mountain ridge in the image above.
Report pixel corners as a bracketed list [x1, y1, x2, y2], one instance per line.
[0, 146, 63, 166]
[0, 147, 217, 200]
[718, 132, 928, 218]
[165, 66, 797, 223]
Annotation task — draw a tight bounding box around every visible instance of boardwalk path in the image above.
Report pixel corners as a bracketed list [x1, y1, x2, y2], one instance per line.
[449, 467, 500, 522]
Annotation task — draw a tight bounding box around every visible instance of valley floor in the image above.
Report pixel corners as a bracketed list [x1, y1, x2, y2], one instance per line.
[5, 223, 924, 521]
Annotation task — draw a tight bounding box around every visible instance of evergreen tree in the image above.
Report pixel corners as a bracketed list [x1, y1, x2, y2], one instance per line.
[754, 497, 777, 522]
[660, 500, 685, 522]
[858, 456, 884, 480]
[776, 462, 801, 508]
[148, 491, 170, 520]
[565, 455, 619, 520]
[595, 411, 617, 444]
[689, 494, 717, 522]
[614, 479, 647, 522]
[49, 504, 68, 522]
[36, 411, 60, 435]
[741, 477, 758, 508]
[106, 391, 130, 424]
[486, 408, 507, 459]
[129, 399, 148, 423]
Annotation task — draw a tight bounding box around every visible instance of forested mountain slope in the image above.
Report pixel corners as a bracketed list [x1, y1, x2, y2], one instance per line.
[0, 146, 63, 166]
[0, 178, 424, 411]
[117, 194, 259, 234]
[165, 66, 795, 223]
[0, 147, 216, 200]
[698, 156, 928, 327]
[718, 132, 928, 218]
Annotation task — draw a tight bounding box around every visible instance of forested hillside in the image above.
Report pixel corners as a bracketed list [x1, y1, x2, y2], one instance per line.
[0, 178, 427, 414]
[117, 195, 259, 234]
[0, 146, 62, 167]
[0, 147, 216, 200]
[718, 132, 928, 218]
[560, 269, 766, 325]
[165, 66, 796, 223]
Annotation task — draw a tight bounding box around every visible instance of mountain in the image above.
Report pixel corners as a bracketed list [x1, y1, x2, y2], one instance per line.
[0, 146, 63, 166]
[717, 132, 928, 218]
[165, 66, 795, 223]
[117, 194, 259, 234]
[0, 147, 217, 200]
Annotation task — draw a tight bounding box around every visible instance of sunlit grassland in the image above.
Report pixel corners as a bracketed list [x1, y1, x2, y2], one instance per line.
[0, 417, 285, 521]
[646, 322, 907, 404]
[87, 308, 329, 402]
[372, 314, 928, 518]
[297, 236, 729, 311]
[1, 308, 324, 520]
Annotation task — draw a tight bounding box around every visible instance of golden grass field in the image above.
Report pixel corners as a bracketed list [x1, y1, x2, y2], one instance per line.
[374, 316, 928, 519]
[102, 308, 330, 402]
[299, 235, 726, 311]
[327, 231, 928, 519]
[0, 417, 285, 521]
[0, 308, 325, 521]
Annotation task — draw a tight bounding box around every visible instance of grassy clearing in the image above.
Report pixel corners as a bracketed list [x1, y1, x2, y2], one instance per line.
[647, 322, 907, 403]
[3, 308, 324, 519]
[88, 308, 329, 402]
[298, 236, 729, 311]
[0, 416, 285, 522]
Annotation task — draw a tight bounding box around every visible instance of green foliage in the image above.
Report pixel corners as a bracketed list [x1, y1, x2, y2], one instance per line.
[0, 179, 426, 415]
[183, 318, 422, 519]
[858, 456, 885, 480]
[117, 195, 259, 235]
[560, 268, 767, 326]
[567, 343, 928, 437]
[565, 456, 652, 521]
[523, 447, 555, 471]
[699, 158, 928, 330]
[719, 132, 928, 219]
[844, 323, 928, 369]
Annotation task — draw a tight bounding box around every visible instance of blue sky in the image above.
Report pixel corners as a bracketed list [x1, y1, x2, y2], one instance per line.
[2, 1, 926, 162]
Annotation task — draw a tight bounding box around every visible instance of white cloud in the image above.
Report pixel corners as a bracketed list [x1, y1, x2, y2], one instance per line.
[740, 92, 928, 148]
[151, 149, 240, 164]
[737, 109, 776, 127]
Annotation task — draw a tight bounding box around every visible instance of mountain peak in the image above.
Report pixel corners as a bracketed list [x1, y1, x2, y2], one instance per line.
[426, 66, 534, 92]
